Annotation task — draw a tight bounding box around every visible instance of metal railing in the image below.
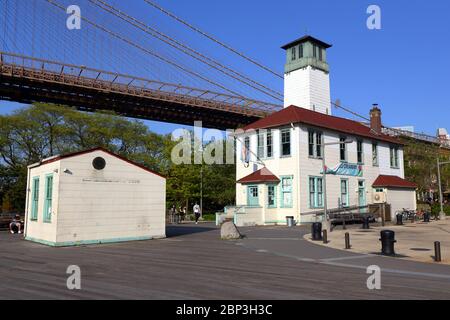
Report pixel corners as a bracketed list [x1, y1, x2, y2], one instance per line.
[0, 51, 282, 117]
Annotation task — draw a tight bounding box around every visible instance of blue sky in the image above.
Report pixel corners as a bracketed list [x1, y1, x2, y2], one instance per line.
[1, 0, 449, 136]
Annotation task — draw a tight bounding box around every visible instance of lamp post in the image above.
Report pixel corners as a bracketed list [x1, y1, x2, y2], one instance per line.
[321, 139, 353, 231]
[437, 158, 450, 220]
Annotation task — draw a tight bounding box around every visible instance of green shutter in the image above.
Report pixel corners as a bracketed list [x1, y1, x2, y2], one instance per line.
[43, 174, 53, 223]
[30, 177, 39, 221]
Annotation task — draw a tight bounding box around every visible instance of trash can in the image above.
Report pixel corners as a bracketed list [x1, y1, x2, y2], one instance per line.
[380, 230, 396, 256]
[362, 216, 370, 229]
[311, 222, 322, 241]
[286, 216, 295, 227]
[396, 213, 403, 225]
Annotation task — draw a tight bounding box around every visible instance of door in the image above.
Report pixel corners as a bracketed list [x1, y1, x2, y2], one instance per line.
[247, 186, 259, 207]
[358, 180, 366, 212]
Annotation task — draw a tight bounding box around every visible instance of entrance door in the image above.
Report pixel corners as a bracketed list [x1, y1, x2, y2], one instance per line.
[247, 186, 259, 207]
[358, 180, 366, 212]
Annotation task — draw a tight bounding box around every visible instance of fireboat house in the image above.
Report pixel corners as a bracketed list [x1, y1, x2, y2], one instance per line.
[234, 36, 417, 226]
[24, 148, 166, 246]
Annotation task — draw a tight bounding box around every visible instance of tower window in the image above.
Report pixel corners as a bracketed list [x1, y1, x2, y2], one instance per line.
[299, 44, 304, 58]
[291, 47, 296, 61]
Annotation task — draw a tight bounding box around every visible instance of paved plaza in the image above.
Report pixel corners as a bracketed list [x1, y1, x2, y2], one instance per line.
[1, 223, 450, 299]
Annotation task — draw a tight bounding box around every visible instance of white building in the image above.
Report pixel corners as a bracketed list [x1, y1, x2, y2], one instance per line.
[24, 148, 166, 246]
[233, 36, 417, 226]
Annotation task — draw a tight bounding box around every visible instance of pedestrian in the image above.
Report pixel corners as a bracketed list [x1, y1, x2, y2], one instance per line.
[193, 202, 201, 225]
[170, 205, 176, 224]
[9, 214, 22, 234]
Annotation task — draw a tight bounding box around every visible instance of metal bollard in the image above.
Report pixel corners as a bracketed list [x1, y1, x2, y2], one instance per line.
[434, 241, 442, 262]
[362, 216, 370, 230]
[322, 230, 328, 244]
[396, 213, 403, 225]
[380, 230, 396, 256]
[345, 232, 351, 249]
[311, 222, 322, 241]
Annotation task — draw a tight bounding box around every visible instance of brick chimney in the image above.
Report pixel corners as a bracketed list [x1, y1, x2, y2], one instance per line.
[370, 104, 382, 134]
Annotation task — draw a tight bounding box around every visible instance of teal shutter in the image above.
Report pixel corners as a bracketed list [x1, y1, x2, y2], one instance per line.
[31, 177, 39, 221]
[43, 174, 53, 223]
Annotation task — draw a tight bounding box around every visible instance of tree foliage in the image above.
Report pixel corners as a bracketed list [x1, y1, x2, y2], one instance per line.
[0, 103, 236, 213]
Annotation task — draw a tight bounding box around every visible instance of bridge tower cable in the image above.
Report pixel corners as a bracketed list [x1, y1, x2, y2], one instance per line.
[44, 0, 248, 99]
[142, 0, 284, 79]
[89, 0, 283, 102]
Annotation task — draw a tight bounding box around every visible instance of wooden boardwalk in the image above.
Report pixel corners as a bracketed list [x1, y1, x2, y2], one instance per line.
[1, 224, 449, 299]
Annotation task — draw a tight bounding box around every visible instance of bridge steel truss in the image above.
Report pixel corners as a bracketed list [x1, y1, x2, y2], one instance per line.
[0, 52, 282, 130]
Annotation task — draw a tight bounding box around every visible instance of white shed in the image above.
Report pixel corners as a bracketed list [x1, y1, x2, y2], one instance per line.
[24, 148, 166, 246]
[372, 175, 417, 221]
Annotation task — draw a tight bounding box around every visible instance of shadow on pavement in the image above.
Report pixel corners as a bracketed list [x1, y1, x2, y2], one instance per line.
[166, 223, 217, 238]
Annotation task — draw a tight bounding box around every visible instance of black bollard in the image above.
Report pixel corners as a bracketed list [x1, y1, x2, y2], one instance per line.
[362, 216, 370, 230]
[322, 230, 328, 244]
[396, 213, 403, 225]
[345, 232, 351, 249]
[311, 222, 322, 241]
[434, 241, 442, 262]
[380, 230, 396, 256]
[424, 212, 430, 223]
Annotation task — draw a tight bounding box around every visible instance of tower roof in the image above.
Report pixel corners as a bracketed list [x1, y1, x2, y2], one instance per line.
[281, 35, 332, 50]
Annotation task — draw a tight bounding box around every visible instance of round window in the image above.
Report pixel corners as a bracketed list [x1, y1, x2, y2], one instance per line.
[92, 157, 106, 170]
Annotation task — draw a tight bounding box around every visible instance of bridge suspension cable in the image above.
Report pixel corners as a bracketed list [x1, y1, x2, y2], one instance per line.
[142, 0, 284, 80]
[88, 0, 283, 102]
[44, 0, 249, 98]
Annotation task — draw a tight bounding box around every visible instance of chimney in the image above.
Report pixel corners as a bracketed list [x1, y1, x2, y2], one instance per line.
[370, 104, 382, 134]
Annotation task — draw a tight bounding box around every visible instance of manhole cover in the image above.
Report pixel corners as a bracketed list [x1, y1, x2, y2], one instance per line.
[409, 248, 431, 252]
[356, 230, 375, 233]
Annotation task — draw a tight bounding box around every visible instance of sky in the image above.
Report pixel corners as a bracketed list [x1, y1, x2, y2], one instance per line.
[1, 0, 449, 136]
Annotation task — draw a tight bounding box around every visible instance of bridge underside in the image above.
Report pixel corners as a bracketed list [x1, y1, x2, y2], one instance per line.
[0, 75, 263, 131]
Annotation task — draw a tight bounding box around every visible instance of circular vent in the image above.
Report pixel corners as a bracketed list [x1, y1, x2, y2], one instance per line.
[92, 157, 106, 170]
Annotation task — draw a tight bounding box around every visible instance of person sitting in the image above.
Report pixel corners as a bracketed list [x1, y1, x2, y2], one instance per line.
[9, 215, 22, 234]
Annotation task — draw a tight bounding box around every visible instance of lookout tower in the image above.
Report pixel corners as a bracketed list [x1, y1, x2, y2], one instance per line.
[281, 35, 332, 114]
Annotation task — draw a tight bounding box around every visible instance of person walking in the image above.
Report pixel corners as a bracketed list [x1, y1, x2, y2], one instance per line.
[193, 203, 201, 225]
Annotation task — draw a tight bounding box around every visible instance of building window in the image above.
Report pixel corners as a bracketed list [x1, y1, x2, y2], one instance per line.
[243, 137, 250, 162]
[357, 140, 364, 164]
[257, 131, 265, 159]
[280, 176, 293, 208]
[318, 47, 323, 61]
[340, 137, 347, 161]
[313, 45, 317, 58]
[30, 177, 39, 221]
[281, 129, 291, 157]
[43, 174, 53, 223]
[291, 47, 296, 61]
[267, 185, 277, 208]
[266, 130, 273, 158]
[299, 44, 304, 58]
[247, 186, 259, 207]
[390, 146, 399, 168]
[340, 179, 349, 208]
[309, 177, 324, 208]
[308, 130, 322, 158]
[372, 143, 379, 166]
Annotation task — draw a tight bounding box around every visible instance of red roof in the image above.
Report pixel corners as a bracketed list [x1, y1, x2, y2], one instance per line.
[35, 147, 166, 179]
[237, 168, 280, 184]
[372, 175, 417, 189]
[243, 106, 403, 145]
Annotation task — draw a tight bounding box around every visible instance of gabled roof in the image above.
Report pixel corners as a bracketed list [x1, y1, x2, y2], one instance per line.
[237, 168, 280, 184]
[281, 35, 332, 50]
[243, 105, 403, 145]
[372, 175, 417, 189]
[31, 147, 166, 179]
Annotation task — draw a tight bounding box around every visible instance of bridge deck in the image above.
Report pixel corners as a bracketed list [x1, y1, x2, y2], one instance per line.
[0, 52, 282, 130]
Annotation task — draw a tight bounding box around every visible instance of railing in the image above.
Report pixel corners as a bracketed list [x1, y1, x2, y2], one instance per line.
[383, 127, 450, 149]
[0, 51, 282, 117]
